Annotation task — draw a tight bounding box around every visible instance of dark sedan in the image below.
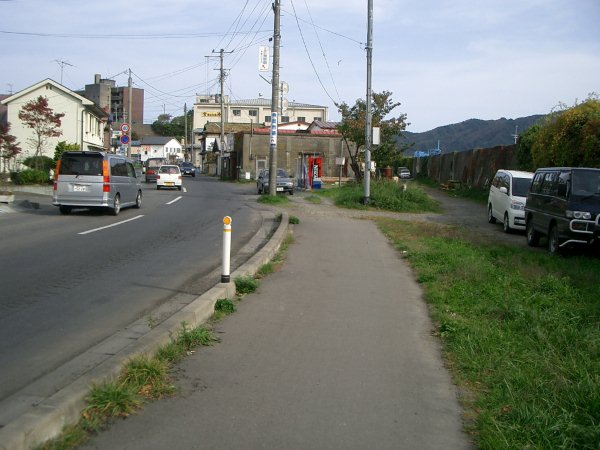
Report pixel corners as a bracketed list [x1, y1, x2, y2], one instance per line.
[179, 161, 196, 177]
[257, 168, 294, 195]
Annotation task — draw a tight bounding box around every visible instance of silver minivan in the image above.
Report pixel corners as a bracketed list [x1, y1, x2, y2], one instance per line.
[53, 151, 142, 215]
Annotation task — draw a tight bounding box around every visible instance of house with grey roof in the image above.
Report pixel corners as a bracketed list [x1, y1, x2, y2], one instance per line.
[139, 136, 182, 163]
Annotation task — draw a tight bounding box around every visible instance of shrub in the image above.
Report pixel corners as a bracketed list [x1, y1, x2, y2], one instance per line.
[12, 169, 48, 185]
[23, 155, 54, 172]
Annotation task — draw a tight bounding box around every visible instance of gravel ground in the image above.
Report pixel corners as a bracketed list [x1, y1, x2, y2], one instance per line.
[284, 185, 529, 249]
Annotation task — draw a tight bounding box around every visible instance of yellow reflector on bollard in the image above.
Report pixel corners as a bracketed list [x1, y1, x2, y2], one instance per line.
[223, 216, 232, 225]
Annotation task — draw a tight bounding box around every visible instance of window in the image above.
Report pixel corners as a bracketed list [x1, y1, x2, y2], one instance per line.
[249, 109, 258, 117]
[110, 158, 128, 177]
[314, 116, 322, 121]
[531, 173, 544, 194]
[297, 116, 306, 122]
[233, 109, 241, 117]
[265, 115, 271, 123]
[541, 172, 558, 196]
[281, 116, 290, 123]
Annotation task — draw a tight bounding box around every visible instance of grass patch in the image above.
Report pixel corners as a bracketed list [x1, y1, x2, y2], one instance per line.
[235, 275, 259, 295]
[257, 194, 290, 205]
[326, 180, 441, 212]
[119, 355, 174, 399]
[375, 217, 600, 450]
[213, 298, 236, 320]
[256, 262, 275, 278]
[304, 195, 322, 204]
[289, 215, 300, 224]
[39, 322, 218, 450]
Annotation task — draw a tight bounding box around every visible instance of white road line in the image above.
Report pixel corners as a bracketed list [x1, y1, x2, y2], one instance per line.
[78, 215, 144, 235]
[166, 196, 183, 205]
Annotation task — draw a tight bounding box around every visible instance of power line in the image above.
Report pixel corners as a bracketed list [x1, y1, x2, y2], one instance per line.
[289, 0, 337, 105]
[0, 29, 270, 39]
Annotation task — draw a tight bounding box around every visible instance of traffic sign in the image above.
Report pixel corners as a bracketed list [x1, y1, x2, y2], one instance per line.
[120, 123, 130, 133]
[120, 135, 130, 145]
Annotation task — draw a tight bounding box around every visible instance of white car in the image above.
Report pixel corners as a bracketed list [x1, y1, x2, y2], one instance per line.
[156, 165, 182, 191]
[487, 169, 534, 233]
[398, 167, 411, 179]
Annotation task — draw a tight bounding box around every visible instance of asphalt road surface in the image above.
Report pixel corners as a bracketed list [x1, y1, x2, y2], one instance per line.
[0, 176, 264, 415]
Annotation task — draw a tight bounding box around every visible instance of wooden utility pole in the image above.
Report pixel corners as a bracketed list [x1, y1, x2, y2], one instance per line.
[127, 68, 133, 158]
[268, 0, 281, 196]
[363, 0, 373, 204]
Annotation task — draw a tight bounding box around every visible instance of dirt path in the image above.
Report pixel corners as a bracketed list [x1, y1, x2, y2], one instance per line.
[284, 185, 529, 248]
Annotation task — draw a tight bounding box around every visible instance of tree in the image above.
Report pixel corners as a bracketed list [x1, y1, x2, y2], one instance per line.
[531, 96, 600, 168]
[151, 111, 193, 140]
[516, 124, 540, 171]
[18, 96, 65, 167]
[0, 122, 21, 175]
[53, 141, 80, 163]
[337, 91, 408, 181]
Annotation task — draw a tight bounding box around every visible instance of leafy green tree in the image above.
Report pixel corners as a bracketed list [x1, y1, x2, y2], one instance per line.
[151, 110, 193, 140]
[53, 141, 80, 163]
[18, 96, 65, 166]
[531, 96, 600, 168]
[337, 91, 408, 181]
[516, 124, 540, 171]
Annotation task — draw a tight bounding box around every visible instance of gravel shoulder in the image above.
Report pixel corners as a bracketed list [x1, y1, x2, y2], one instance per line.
[285, 185, 528, 248]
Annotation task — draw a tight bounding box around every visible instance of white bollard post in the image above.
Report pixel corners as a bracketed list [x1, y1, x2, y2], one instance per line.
[222, 216, 232, 283]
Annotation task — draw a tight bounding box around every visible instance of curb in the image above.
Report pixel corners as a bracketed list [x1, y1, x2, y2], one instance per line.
[0, 212, 289, 450]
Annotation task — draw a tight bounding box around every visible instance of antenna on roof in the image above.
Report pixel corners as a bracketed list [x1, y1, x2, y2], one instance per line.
[54, 59, 75, 85]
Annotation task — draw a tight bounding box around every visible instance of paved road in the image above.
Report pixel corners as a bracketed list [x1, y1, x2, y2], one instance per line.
[82, 195, 473, 450]
[0, 176, 265, 425]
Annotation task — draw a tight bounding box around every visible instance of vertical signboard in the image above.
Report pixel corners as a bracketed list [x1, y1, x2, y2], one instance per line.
[258, 46, 270, 72]
[270, 112, 278, 145]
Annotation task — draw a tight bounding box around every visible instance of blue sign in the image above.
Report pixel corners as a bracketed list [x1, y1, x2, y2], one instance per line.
[120, 135, 130, 145]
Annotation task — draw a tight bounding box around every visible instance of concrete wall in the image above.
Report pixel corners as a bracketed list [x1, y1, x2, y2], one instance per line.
[235, 132, 354, 179]
[415, 145, 519, 188]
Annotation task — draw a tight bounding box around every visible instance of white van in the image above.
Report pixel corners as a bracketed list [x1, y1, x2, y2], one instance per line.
[53, 151, 142, 215]
[487, 169, 534, 233]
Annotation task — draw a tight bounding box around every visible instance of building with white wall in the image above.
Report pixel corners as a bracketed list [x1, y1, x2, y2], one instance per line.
[1, 79, 107, 164]
[193, 95, 327, 129]
[139, 136, 182, 163]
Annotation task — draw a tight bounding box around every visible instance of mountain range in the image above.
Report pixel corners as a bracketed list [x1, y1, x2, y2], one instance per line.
[398, 115, 545, 155]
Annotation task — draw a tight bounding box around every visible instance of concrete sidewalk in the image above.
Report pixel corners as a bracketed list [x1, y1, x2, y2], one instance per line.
[82, 211, 472, 449]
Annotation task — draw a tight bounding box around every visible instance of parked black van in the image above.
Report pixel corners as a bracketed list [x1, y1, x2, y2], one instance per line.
[525, 167, 600, 254]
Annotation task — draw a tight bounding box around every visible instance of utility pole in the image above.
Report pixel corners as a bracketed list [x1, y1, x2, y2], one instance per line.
[268, 0, 281, 196]
[184, 103, 188, 161]
[211, 49, 232, 177]
[363, 0, 374, 204]
[127, 68, 133, 158]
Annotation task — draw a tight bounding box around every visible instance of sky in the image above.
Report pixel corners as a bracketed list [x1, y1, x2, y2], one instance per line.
[1, 0, 598, 132]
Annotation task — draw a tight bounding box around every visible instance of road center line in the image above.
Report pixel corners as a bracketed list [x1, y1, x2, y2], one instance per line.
[78, 215, 145, 235]
[166, 196, 183, 205]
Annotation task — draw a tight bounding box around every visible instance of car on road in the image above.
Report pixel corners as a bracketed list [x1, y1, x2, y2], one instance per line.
[179, 161, 196, 177]
[53, 151, 142, 216]
[144, 157, 168, 182]
[398, 167, 411, 179]
[156, 165, 183, 190]
[487, 169, 534, 233]
[525, 167, 600, 254]
[256, 168, 294, 195]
